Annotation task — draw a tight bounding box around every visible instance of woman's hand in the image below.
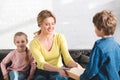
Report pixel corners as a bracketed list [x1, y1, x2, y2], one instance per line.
[58, 68, 69, 77]
[76, 63, 85, 70]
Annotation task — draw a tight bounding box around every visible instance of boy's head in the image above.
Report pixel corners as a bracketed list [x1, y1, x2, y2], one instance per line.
[93, 10, 117, 36]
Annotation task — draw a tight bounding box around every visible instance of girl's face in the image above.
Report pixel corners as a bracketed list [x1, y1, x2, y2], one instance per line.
[40, 17, 55, 35]
[14, 35, 28, 52]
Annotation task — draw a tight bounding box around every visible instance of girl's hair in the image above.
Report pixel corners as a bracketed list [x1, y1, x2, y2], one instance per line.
[93, 10, 117, 35]
[25, 47, 29, 63]
[14, 32, 28, 43]
[14, 32, 29, 62]
[34, 9, 56, 35]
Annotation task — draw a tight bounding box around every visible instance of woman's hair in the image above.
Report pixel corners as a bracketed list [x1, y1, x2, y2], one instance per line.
[35, 9, 56, 35]
[93, 10, 117, 35]
[14, 32, 29, 62]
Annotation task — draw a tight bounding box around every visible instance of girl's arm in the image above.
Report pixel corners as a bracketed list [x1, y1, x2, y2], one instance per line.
[1, 51, 13, 80]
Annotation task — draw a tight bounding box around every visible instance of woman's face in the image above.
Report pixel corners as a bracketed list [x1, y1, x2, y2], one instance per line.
[14, 35, 28, 52]
[40, 17, 55, 35]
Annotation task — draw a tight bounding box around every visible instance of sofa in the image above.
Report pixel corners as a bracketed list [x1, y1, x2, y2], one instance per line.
[0, 49, 90, 80]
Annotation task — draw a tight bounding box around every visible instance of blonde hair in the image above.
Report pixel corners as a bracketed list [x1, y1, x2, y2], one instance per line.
[35, 10, 56, 35]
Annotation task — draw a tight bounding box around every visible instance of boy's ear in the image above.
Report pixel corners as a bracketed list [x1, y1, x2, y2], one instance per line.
[100, 28, 104, 32]
[100, 28, 105, 35]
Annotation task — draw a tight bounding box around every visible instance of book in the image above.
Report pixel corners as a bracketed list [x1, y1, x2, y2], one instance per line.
[66, 67, 85, 80]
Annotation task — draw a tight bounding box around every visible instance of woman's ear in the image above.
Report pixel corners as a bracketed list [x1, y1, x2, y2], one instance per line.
[38, 24, 40, 27]
[38, 23, 41, 27]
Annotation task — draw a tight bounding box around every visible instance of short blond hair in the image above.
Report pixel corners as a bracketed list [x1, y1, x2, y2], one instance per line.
[93, 10, 117, 35]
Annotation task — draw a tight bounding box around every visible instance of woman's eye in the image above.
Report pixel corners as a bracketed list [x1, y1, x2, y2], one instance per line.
[45, 23, 49, 26]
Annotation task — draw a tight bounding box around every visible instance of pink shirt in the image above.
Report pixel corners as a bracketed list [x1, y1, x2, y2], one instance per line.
[1, 49, 36, 76]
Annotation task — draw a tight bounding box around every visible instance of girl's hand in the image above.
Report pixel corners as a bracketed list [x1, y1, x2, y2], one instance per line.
[3, 74, 9, 80]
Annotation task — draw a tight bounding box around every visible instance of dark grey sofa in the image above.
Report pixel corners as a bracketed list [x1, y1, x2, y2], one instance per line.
[0, 49, 90, 80]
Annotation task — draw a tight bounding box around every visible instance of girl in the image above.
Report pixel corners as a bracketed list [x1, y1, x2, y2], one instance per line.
[1, 32, 36, 80]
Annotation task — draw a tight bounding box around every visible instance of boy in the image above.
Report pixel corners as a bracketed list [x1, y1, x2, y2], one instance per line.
[80, 10, 120, 80]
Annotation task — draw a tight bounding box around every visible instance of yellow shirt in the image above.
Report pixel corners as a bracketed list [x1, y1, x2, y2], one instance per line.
[29, 33, 73, 70]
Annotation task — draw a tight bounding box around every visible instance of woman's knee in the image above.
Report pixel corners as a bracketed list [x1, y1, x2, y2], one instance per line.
[49, 72, 68, 80]
[34, 75, 47, 80]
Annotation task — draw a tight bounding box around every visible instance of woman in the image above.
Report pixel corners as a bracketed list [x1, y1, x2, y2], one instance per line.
[29, 10, 83, 80]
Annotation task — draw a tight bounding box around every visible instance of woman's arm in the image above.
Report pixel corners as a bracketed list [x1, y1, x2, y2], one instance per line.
[67, 60, 83, 68]
[59, 34, 82, 68]
[29, 41, 47, 69]
[26, 52, 36, 80]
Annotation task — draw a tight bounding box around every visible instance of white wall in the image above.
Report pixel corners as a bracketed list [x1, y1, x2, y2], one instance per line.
[0, 0, 120, 49]
[0, 0, 53, 49]
[53, 0, 120, 49]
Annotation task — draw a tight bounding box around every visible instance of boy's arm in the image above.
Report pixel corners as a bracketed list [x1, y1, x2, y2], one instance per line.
[80, 47, 102, 80]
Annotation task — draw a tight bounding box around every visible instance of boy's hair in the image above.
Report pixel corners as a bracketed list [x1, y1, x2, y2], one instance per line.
[93, 10, 117, 35]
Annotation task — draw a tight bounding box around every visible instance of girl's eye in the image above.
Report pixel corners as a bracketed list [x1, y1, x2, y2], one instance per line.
[21, 40, 25, 43]
[52, 23, 55, 25]
[16, 40, 25, 43]
[16, 41, 20, 44]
